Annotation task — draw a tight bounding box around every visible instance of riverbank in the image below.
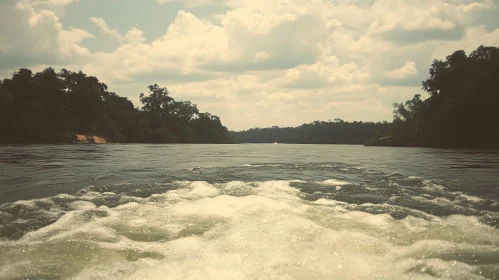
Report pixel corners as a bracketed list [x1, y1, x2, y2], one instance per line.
[364, 136, 422, 147]
[73, 134, 107, 144]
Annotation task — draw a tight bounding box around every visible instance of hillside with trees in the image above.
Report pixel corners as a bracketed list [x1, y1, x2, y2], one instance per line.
[366, 45, 499, 148]
[231, 120, 392, 144]
[0, 68, 234, 144]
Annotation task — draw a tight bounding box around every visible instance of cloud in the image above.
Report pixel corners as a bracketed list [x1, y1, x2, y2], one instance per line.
[156, 0, 226, 7]
[80, 11, 228, 83]
[386, 61, 418, 79]
[90, 17, 123, 42]
[277, 56, 369, 89]
[204, 12, 333, 71]
[0, 1, 92, 68]
[80, 6, 335, 82]
[166, 74, 396, 130]
[431, 25, 499, 59]
[30, 0, 79, 6]
[1, 0, 499, 129]
[362, 0, 495, 45]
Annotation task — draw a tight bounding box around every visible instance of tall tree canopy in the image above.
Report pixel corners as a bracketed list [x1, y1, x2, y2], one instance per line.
[0, 68, 234, 144]
[368, 45, 499, 148]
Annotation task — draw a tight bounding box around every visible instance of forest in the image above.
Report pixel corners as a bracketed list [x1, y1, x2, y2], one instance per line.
[2, 45, 497, 147]
[231, 45, 499, 148]
[367, 45, 499, 148]
[0, 68, 234, 144]
[230, 120, 392, 144]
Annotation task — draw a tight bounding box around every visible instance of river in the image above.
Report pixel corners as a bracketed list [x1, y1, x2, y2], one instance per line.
[0, 144, 498, 279]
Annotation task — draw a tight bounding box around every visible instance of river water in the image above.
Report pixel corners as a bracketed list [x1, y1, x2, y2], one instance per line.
[0, 144, 498, 279]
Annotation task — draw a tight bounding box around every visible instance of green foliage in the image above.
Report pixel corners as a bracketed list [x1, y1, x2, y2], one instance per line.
[139, 84, 173, 116]
[370, 45, 499, 148]
[0, 68, 234, 144]
[231, 120, 392, 144]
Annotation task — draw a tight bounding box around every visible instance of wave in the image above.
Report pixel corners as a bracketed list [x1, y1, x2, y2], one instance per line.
[1, 180, 498, 279]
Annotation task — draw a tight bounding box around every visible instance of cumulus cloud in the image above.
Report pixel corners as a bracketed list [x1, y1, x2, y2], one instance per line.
[90, 17, 123, 42]
[80, 11, 227, 83]
[431, 25, 499, 59]
[1, 0, 498, 129]
[332, 0, 495, 45]
[386, 61, 418, 79]
[156, 0, 226, 7]
[80, 6, 336, 82]
[0, 1, 92, 68]
[168, 74, 395, 129]
[277, 56, 369, 89]
[30, 0, 79, 6]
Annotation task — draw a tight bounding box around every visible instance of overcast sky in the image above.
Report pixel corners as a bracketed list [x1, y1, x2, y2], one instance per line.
[1, 0, 498, 130]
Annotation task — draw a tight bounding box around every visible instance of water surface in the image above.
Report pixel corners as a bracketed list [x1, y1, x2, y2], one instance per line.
[0, 144, 498, 279]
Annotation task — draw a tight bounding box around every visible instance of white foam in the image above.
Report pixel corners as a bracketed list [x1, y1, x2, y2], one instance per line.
[164, 181, 220, 202]
[70, 201, 97, 210]
[55, 193, 77, 200]
[1, 180, 497, 280]
[455, 193, 486, 203]
[241, 164, 261, 167]
[313, 198, 341, 206]
[320, 179, 350, 186]
[422, 181, 446, 191]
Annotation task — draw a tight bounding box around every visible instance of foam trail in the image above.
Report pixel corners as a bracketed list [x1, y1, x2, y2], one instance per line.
[320, 179, 350, 186]
[0, 181, 498, 280]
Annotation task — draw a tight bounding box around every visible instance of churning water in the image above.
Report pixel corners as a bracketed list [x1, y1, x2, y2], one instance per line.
[0, 144, 498, 279]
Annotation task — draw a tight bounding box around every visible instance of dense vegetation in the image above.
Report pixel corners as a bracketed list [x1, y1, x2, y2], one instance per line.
[230, 120, 392, 144]
[367, 45, 499, 148]
[0, 68, 234, 144]
[3, 45, 496, 147]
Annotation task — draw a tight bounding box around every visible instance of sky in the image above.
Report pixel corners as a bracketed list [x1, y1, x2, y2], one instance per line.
[1, 0, 498, 130]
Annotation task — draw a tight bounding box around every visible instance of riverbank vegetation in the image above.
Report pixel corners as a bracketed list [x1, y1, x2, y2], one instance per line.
[2, 45, 496, 147]
[230, 120, 392, 144]
[232, 46, 499, 148]
[0, 68, 233, 144]
[366, 45, 499, 148]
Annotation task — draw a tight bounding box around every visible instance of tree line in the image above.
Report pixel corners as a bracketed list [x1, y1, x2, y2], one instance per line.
[230, 120, 392, 144]
[0, 68, 234, 144]
[2, 45, 496, 147]
[367, 45, 499, 148]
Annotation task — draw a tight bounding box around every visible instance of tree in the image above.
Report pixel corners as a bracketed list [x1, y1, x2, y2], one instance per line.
[0, 68, 234, 144]
[170, 101, 199, 126]
[231, 120, 391, 144]
[370, 45, 499, 148]
[139, 84, 173, 116]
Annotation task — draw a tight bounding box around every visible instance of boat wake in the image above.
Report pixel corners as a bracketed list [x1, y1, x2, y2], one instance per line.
[1, 179, 498, 279]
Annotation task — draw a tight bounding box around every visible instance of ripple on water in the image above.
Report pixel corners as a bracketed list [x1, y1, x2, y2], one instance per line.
[0, 179, 497, 279]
